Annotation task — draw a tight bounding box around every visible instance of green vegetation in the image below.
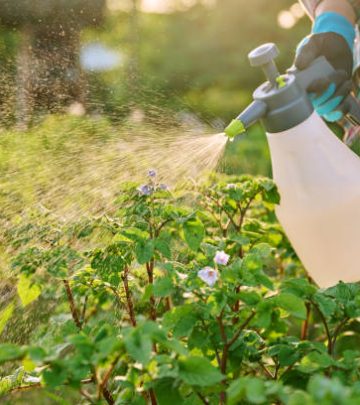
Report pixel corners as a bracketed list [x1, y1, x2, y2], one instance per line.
[1, 1, 358, 404]
[1, 173, 360, 404]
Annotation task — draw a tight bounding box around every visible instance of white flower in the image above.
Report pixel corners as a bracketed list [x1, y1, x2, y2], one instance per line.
[24, 376, 41, 384]
[198, 267, 218, 287]
[176, 271, 188, 280]
[226, 183, 236, 189]
[214, 251, 230, 265]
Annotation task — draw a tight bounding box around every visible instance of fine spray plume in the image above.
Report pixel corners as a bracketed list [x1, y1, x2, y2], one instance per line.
[223, 42, 360, 289]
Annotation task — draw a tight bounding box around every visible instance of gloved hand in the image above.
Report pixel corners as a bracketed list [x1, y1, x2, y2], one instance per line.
[295, 12, 355, 122]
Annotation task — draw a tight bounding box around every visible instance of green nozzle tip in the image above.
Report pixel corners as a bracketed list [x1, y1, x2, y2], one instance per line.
[224, 119, 246, 139]
[276, 76, 286, 89]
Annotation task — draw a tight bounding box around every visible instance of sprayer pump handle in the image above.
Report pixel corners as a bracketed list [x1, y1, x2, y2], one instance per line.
[248, 43, 281, 87]
[248, 43, 279, 66]
[290, 57, 360, 126]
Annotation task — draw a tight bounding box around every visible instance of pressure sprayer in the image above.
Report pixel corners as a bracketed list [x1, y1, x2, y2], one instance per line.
[224, 43, 360, 289]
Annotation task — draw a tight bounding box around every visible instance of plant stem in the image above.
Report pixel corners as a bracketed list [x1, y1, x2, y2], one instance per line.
[81, 294, 88, 324]
[227, 310, 256, 348]
[164, 296, 172, 312]
[217, 311, 256, 404]
[146, 259, 158, 355]
[197, 391, 210, 404]
[63, 279, 82, 330]
[149, 388, 158, 405]
[200, 319, 221, 367]
[301, 302, 311, 340]
[98, 355, 121, 400]
[232, 285, 241, 324]
[146, 260, 157, 321]
[10, 383, 42, 392]
[259, 361, 275, 379]
[280, 362, 295, 379]
[311, 300, 332, 354]
[80, 388, 96, 404]
[155, 219, 172, 236]
[122, 266, 137, 327]
[331, 317, 349, 352]
[216, 311, 228, 404]
[203, 199, 225, 234]
[102, 386, 115, 405]
[11, 378, 94, 394]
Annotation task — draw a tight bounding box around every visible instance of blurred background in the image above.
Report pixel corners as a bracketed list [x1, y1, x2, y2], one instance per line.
[0, 0, 309, 122]
[0, 0, 311, 217]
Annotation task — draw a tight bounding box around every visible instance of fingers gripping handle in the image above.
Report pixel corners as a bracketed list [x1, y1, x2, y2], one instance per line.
[289, 57, 360, 125]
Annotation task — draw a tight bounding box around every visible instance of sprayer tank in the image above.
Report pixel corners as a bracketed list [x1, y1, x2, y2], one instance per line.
[267, 111, 360, 288]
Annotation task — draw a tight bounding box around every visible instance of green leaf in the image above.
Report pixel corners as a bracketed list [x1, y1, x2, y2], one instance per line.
[135, 239, 155, 264]
[254, 300, 274, 329]
[238, 291, 261, 306]
[313, 293, 336, 318]
[288, 391, 314, 405]
[155, 238, 171, 259]
[242, 253, 263, 272]
[163, 305, 198, 338]
[229, 234, 250, 246]
[154, 378, 183, 405]
[124, 327, 153, 366]
[131, 397, 147, 405]
[0, 344, 25, 365]
[153, 277, 174, 297]
[280, 278, 317, 299]
[17, 274, 41, 307]
[250, 243, 273, 260]
[307, 374, 347, 401]
[68, 334, 95, 359]
[227, 378, 247, 405]
[0, 302, 15, 335]
[28, 347, 46, 363]
[268, 344, 301, 367]
[275, 293, 307, 320]
[259, 179, 280, 204]
[183, 218, 205, 251]
[121, 227, 149, 242]
[43, 360, 68, 388]
[227, 187, 244, 201]
[253, 269, 274, 291]
[90, 246, 126, 283]
[246, 377, 267, 404]
[299, 351, 334, 373]
[178, 356, 223, 387]
[228, 377, 267, 405]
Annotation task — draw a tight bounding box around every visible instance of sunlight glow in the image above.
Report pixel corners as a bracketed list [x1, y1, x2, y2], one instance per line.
[278, 10, 296, 29]
[278, 2, 306, 29]
[107, 0, 216, 14]
[141, 0, 174, 13]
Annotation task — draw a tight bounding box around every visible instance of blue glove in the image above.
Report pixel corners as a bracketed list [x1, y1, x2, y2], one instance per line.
[295, 12, 355, 122]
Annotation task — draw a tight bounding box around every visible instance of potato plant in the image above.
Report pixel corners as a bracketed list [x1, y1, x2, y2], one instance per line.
[1, 173, 360, 405]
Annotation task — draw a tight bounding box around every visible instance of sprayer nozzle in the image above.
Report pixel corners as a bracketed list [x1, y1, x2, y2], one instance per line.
[224, 119, 246, 139]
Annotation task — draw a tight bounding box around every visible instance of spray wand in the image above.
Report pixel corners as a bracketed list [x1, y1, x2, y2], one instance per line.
[224, 43, 360, 139]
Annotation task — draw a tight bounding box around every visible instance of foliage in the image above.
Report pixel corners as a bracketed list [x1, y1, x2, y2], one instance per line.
[1, 172, 360, 404]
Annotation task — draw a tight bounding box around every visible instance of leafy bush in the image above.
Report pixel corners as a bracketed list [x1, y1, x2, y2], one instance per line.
[1, 172, 360, 404]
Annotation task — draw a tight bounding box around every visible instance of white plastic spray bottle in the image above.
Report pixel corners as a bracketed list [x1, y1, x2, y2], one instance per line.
[224, 43, 360, 289]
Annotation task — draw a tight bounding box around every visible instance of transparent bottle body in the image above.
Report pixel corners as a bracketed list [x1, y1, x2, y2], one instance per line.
[267, 112, 360, 288]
